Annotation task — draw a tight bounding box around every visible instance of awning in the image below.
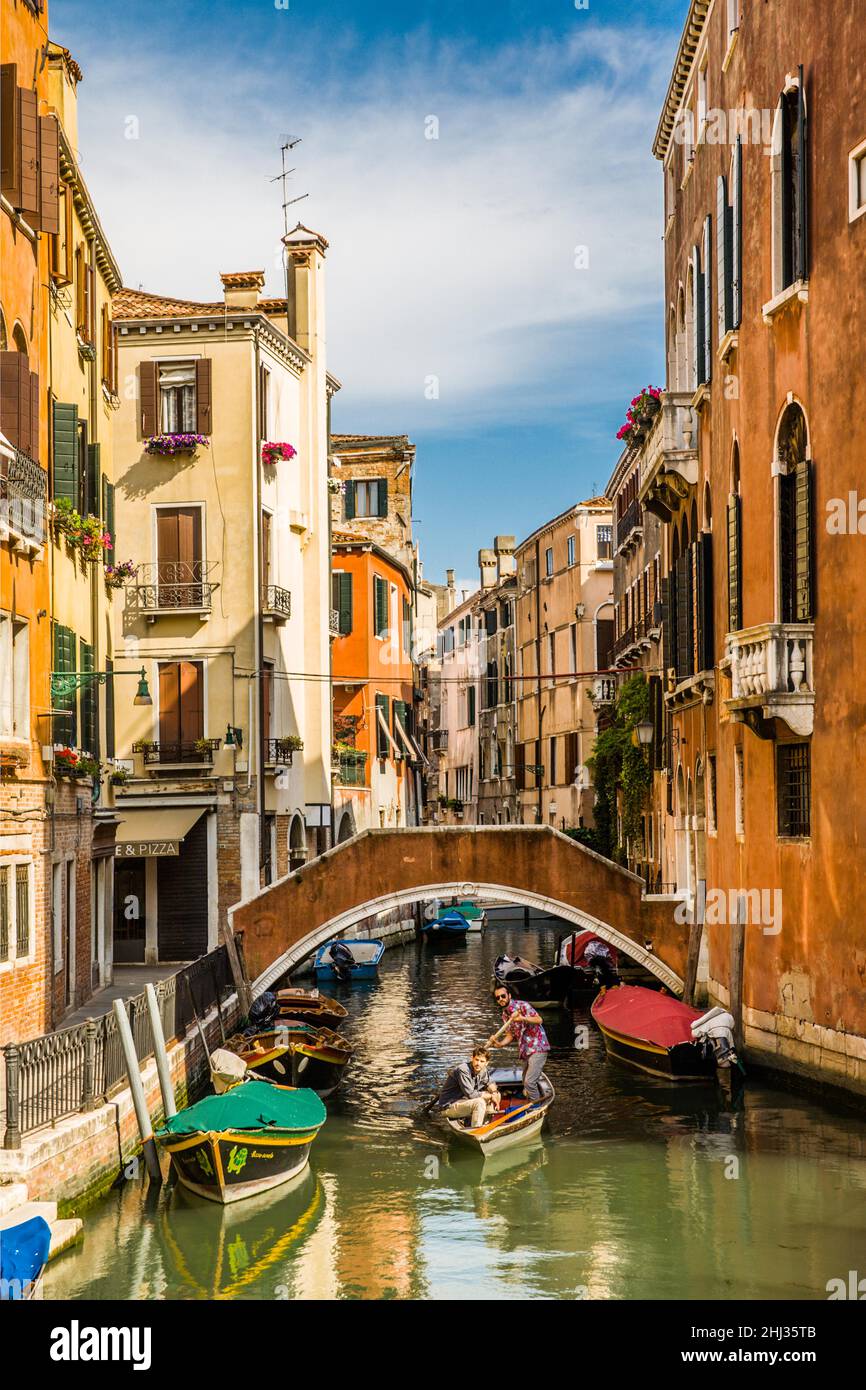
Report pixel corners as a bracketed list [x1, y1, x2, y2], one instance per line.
[376, 705, 402, 759]
[394, 713, 428, 766]
[115, 806, 207, 858]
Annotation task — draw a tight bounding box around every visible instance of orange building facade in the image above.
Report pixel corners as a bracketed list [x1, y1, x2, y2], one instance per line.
[331, 536, 420, 838]
[1, 0, 55, 1042]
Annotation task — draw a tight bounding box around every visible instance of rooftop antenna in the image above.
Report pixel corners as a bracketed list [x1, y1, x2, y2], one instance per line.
[270, 137, 309, 341]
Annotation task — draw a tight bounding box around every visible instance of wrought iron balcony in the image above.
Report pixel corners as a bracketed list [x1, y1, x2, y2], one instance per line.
[126, 561, 219, 618]
[429, 728, 449, 753]
[0, 448, 48, 551]
[329, 608, 340, 638]
[133, 738, 222, 766]
[262, 584, 291, 623]
[724, 623, 815, 737]
[265, 737, 300, 766]
[636, 391, 700, 522]
[614, 498, 642, 554]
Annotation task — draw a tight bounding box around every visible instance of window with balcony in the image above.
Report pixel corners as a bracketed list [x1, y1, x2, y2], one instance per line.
[157, 660, 205, 762]
[596, 525, 612, 560]
[777, 742, 810, 838]
[771, 72, 808, 298]
[156, 506, 206, 609]
[0, 613, 29, 739]
[776, 404, 813, 624]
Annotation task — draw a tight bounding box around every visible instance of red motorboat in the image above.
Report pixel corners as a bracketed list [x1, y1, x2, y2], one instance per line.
[591, 984, 719, 1080]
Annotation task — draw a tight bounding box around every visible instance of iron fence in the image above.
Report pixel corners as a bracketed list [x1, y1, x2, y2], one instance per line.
[2, 945, 237, 1147]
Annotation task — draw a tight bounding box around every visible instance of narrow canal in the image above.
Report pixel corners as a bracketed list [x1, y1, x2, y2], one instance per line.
[45, 911, 866, 1301]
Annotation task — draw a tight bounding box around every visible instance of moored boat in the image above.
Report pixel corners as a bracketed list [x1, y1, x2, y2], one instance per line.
[556, 930, 621, 1001]
[275, 987, 349, 1032]
[314, 938, 384, 980]
[423, 909, 471, 939]
[224, 1025, 354, 1098]
[0, 1213, 51, 1301]
[436, 1065, 555, 1155]
[591, 985, 736, 1081]
[494, 953, 574, 1009]
[156, 1080, 327, 1204]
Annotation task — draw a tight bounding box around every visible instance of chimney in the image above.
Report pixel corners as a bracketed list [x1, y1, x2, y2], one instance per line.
[283, 223, 329, 352]
[478, 548, 497, 589]
[446, 569, 455, 590]
[220, 270, 265, 309]
[494, 535, 517, 578]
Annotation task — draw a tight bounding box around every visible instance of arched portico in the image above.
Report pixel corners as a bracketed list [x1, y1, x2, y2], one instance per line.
[228, 826, 688, 1000]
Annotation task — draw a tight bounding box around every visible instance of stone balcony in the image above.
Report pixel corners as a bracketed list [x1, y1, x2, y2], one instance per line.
[636, 391, 699, 522]
[724, 623, 815, 737]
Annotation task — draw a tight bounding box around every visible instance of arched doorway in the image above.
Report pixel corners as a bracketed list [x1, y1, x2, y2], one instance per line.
[288, 813, 307, 870]
[337, 810, 355, 843]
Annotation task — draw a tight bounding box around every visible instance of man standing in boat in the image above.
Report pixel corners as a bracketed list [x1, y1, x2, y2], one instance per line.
[434, 1048, 500, 1128]
[487, 985, 551, 1103]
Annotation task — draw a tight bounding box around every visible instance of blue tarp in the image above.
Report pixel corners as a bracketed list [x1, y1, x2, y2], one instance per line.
[0, 1215, 51, 1299]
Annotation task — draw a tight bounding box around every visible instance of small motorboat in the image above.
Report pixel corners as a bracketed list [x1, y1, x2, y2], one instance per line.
[156, 1079, 327, 1204]
[591, 985, 739, 1081]
[454, 901, 486, 931]
[435, 1065, 554, 1155]
[0, 1213, 52, 1301]
[275, 987, 349, 1032]
[222, 1025, 354, 1098]
[314, 938, 384, 981]
[423, 909, 471, 939]
[557, 930, 621, 1002]
[494, 953, 574, 1009]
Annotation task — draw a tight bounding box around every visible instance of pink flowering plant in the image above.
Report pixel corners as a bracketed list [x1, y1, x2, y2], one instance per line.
[262, 441, 297, 467]
[52, 500, 112, 562]
[145, 433, 209, 457]
[104, 559, 137, 589]
[616, 386, 663, 446]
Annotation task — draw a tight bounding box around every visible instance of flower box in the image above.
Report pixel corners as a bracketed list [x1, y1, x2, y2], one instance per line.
[145, 433, 209, 458]
[104, 560, 137, 589]
[262, 441, 297, 467]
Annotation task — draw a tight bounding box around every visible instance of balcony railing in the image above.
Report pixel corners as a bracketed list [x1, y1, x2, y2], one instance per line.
[329, 609, 341, 638]
[126, 561, 219, 617]
[133, 738, 222, 766]
[0, 448, 48, 550]
[429, 729, 449, 753]
[265, 737, 299, 766]
[591, 676, 618, 707]
[724, 623, 815, 737]
[614, 498, 642, 553]
[636, 392, 700, 521]
[262, 584, 291, 622]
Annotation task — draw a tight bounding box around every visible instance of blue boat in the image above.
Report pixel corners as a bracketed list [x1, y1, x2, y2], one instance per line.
[423, 909, 471, 939]
[314, 938, 384, 980]
[0, 1214, 52, 1300]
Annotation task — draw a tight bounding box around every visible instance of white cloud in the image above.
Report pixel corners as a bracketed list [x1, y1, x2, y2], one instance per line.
[66, 18, 673, 429]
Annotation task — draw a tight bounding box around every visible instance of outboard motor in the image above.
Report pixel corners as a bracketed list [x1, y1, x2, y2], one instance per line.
[691, 1006, 739, 1069]
[583, 939, 620, 990]
[245, 990, 278, 1034]
[330, 941, 356, 983]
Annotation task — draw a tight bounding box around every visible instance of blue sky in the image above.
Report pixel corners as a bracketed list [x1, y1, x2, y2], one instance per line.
[51, 0, 690, 583]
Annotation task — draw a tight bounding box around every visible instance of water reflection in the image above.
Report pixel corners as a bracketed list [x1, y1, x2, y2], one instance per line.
[44, 914, 866, 1301]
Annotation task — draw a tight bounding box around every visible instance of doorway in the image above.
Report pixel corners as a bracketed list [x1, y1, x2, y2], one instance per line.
[114, 860, 147, 963]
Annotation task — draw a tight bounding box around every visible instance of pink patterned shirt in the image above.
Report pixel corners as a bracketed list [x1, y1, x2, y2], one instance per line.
[503, 1000, 550, 1059]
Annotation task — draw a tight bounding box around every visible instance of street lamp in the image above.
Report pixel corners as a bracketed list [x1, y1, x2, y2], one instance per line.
[635, 719, 654, 747]
[50, 666, 152, 707]
[225, 723, 244, 750]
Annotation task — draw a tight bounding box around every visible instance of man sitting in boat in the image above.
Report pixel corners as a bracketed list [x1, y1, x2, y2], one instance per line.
[435, 1048, 500, 1129]
[487, 984, 551, 1103]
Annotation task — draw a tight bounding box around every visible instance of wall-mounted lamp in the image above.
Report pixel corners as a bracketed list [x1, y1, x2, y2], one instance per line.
[225, 723, 244, 750]
[575, 603, 586, 620]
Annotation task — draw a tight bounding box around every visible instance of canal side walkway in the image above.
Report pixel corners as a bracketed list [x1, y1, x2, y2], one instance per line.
[60, 964, 186, 1029]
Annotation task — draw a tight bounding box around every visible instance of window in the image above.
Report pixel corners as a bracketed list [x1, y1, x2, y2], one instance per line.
[467, 685, 476, 727]
[697, 63, 708, 143]
[402, 596, 411, 655]
[776, 405, 813, 624]
[545, 546, 554, 577]
[692, 215, 713, 385]
[332, 571, 353, 635]
[159, 360, 196, 433]
[101, 305, 118, 394]
[777, 743, 811, 838]
[51, 179, 74, 285]
[547, 631, 556, 682]
[156, 506, 204, 608]
[727, 0, 739, 44]
[1, 860, 32, 964]
[373, 575, 389, 638]
[597, 525, 612, 560]
[0, 613, 29, 738]
[707, 754, 718, 834]
[375, 693, 390, 759]
[771, 74, 808, 295]
[345, 478, 387, 520]
[550, 736, 558, 786]
[734, 747, 744, 837]
[570, 624, 577, 675]
[158, 660, 204, 758]
[849, 140, 866, 223]
[567, 535, 576, 567]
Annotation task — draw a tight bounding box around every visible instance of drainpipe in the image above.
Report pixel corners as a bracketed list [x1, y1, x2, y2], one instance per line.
[535, 537, 543, 824]
[252, 337, 264, 866]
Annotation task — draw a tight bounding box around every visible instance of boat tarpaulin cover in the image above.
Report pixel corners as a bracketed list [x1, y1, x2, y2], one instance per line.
[564, 930, 619, 968]
[0, 1215, 51, 1297]
[592, 985, 703, 1049]
[156, 1080, 326, 1136]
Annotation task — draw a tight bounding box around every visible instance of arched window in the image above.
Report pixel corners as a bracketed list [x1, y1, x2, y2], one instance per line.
[727, 441, 742, 632]
[776, 403, 813, 623]
[12, 323, 28, 356]
[668, 307, 678, 390]
[703, 480, 713, 531]
[771, 72, 808, 295]
[684, 265, 696, 392]
[676, 287, 687, 390]
[0, 308, 7, 351]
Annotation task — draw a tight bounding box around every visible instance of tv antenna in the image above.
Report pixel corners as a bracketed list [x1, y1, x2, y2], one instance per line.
[270, 137, 309, 239]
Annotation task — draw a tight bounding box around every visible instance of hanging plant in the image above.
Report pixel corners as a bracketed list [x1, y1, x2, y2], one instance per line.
[262, 441, 297, 467]
[145, 433, 209, 458]
[615, 386, 663, 446]
[104, 559, 137, 589]
[327, 476, 346, 496]
[284, 734, 304, 752]
[78, 515, 113, 563]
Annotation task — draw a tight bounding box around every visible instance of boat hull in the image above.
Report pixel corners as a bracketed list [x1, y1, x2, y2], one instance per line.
[162, 1128, 319, 1205]
[494, 956, 575, 1008]
[447, 1101, 552, 1154]
[276, 990, 349, 1032]
[231, 1028, 353, 1099]
[313, 939, 384, 980]
[591, 987, 718, 1081]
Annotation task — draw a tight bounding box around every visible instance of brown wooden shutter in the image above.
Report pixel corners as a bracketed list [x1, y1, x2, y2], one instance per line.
[16, 356, 31, 457]
[0, 65, 20, 205]
[159, 663, 181, 747]
[18, 84, 39, 220]
[140, 360, 157, 437]
[74, 244, 85, 332]
[179, 662, 203, 743]
[38, 114, 60, 236]
[63, 183, 74, 282]
[794, 459, 814, 622]
[727, 494, 742, 632]
[261, 510, 271, 588]
[195, 358, 212, 434]
[29, 370, 39, 463]
[86, 262, 96, 343]
[262, 665, 273, 739]
[0, 351, 24, 449]
[101, 305, 111, 384]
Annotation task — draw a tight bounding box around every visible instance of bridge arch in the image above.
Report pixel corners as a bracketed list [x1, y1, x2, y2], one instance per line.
[228, 827, 687, 1001]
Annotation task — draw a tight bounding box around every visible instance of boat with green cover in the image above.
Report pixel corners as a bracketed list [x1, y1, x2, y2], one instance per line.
[156, 1081, 327, 1205]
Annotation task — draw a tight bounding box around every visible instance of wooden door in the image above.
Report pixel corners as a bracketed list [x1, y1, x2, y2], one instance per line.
[157, 507, 201, 607]
[159, 661, 203, 759]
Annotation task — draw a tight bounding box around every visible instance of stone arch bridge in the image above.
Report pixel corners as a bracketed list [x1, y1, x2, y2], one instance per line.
[228, 827, 688, 1001]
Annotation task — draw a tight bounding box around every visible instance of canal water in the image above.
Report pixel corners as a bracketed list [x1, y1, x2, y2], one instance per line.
[45, 912, 866, 1301]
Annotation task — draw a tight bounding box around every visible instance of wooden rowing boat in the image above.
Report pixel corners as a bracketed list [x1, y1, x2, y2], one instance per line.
[275, 987, 349, 1031]
[435, 1065, 555, 1155]
[226, 1025, 354, 1098]
[493, 954, 574, 1009]
[591, 984, 718, 1080]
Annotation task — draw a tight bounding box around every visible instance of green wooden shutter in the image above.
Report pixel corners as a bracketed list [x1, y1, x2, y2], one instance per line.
[85, 441, 100, 517]
[727, 494, 742, 632]
[732, 138, 743, 327]
[101, 476, 115, 557]
[338, 571, 353, 634]
[675, 558, 693, 681]
[52, 622, 77, 747]
[780, 90, 794, 288]
[695, 532, 714, 672]
[794, 459, 814, 622]
[376, 479, 388, 518]
[374, 576, 388, 637]
[717, 176, 733, 337]
[702, 215, 712, 384]
[79, 638, 97, 756]
[375, 693, 390, 758]
[796, 66, 808, 283]
[344, 481, 356, 521]
[52, 400, 79, 502]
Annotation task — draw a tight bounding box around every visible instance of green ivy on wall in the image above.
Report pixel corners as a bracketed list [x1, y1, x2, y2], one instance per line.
[587, 673, 653, 863]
